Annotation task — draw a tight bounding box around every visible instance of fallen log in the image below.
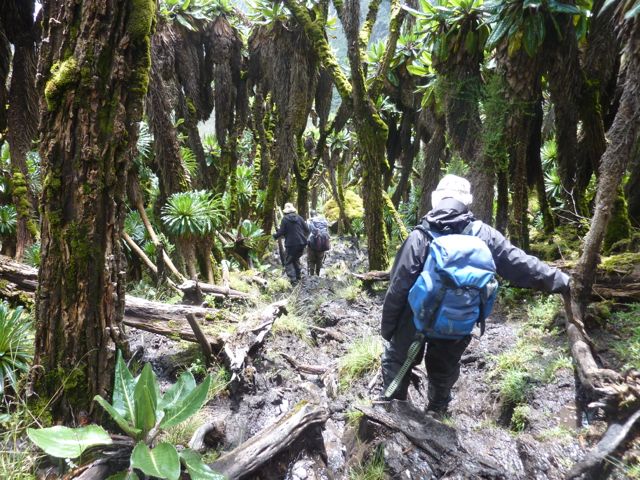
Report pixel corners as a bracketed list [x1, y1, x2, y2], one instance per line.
[210, 403, 329, 479]
[350, 270, 390, 282]
[189, 415, 227, 453]
[351, 264, 640, 301]
[566, 408, 640, 479]
[178, 279, 249, 299]
[309, 325, 345, 342]
[0, 254, 38, 291]
[357, 401, 503, 478]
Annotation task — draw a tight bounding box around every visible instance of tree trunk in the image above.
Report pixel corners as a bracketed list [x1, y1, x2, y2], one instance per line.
[147, 22, 190, 207]
[546, 19, 583, 217]
[0, 28, 9, 146]
[626, 143, 640, 227]
[438, 64, 493, 223]
[33, 0, 155, 422]
[7, 39, 39, 261]
[572, 22, 640, 312]
[391, 112, 418, 208]
[418, 113, 446, 219]
[529, 99, 554, 234]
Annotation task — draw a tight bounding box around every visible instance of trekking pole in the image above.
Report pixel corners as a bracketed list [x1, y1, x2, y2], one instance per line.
[384, 332, 425, 399]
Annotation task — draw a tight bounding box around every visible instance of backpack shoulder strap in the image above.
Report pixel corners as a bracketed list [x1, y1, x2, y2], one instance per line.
[462, 220, 483, 236]
[413, 221, 436, 240]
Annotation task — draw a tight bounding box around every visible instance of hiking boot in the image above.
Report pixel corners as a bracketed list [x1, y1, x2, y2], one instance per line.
[425, 403, 449, 421]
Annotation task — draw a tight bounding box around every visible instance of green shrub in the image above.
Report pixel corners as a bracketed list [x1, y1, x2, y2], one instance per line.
[0, 303, 32, 398]
[27, 351, 223, 480]
[324, 189, 364, 222]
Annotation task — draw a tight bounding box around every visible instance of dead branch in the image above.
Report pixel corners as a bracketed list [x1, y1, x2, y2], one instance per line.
[187, 313, 214, 367]
[279, 352, 329, 375]
[178, 279, 250, 299]
[566, 408, 640, 479]
[210, 403, 329, 479]
[309, 325, 346, 342]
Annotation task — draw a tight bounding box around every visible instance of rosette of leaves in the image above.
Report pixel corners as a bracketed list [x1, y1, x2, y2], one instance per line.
[0, 204, 17, 238]
[162, 190, 225, 238]
[0, 302, 32, 397]
[28, 352, 222, 479]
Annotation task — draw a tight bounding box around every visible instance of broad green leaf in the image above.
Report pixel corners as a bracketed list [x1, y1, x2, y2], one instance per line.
[159, 370, 196, 410]
[106, 470, 139, 480]
[159, 375, 211, 429]
[464, 30, 477, 54]
[486, 17, 513, 47]
[134, 363, 158, 436]
[180, 449, 225, 480]
[27, 425, 112, 459]
[94, 395, 142, 439]
[131, 442, 181, 480]
[113, 350, 136, 420]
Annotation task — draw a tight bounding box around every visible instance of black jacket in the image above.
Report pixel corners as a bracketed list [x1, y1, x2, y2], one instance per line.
[381, 198, 570, 340]
[273, 212, 310, 248]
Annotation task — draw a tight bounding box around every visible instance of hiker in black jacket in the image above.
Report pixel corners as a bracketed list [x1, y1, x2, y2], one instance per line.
[381, 175, 570, 417]
[273, 203, 309, 284]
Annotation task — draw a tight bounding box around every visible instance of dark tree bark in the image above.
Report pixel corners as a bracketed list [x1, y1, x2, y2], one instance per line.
[7, 26, 39, 260]
[418, 110, 446, 219]
[573, 21, 640, 312]
[33, 0, 155, 421]
[0, 28, 10, 149]
[626, 144, 640, 227]
[546, 17, 583, 216]
[391, 111, 419, 207]
[147, 21, 190, 207]
[434, 33, 494, 223]
[575, 0, 620, 195]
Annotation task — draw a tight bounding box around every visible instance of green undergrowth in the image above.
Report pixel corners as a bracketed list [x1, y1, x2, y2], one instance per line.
[339, 336, 383, 391]
[528, 225, 583, 262]
[490, 294, 573, 431]
[349, 445, 387, 480]
[608, 303, 640, 370]
[272, 312, 310, 341]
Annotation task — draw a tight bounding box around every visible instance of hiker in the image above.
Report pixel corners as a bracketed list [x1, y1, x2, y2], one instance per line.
[380, 175, 570, 418]
[273, 202, 309, 284]
[307, 210, 331, 276]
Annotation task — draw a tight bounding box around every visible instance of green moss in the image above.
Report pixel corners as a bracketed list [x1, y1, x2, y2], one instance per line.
[63, 222, 96, 297]
[604, 189, 632, 252]
[44, 58, 80, 111]
[127, 0, 156, 40]
[324, 189, 364, 222]
[599, 252, 640, 274]
[186, 97, 197, 118]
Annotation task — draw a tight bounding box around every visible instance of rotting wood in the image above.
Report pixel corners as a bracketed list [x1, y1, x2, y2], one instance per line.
[189, 416, 227, 453]
[279, 352, 329, 375]
[210, 403, 329, 479]
[566, 408, 640, 479]
[187, 313, 214, 367]
[222, 301, 287, 381]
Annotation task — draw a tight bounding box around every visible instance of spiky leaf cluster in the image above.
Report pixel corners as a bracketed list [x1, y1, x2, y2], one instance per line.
[161, 190, 226, 238]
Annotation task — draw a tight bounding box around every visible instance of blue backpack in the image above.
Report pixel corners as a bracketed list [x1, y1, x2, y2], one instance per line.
[408, 221, 499, 339]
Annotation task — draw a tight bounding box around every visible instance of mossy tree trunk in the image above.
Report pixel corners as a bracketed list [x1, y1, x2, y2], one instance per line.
[0, 27, 10, 148]
[572, 22, 640, 312]
[33, 0, 155, 422]
[7, 35, 39, 261]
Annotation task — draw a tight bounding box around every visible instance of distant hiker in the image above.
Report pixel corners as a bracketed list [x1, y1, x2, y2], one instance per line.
[307, 210, 331, 276]
[273, 203, 309, 284]
[381, 174, 570, 418]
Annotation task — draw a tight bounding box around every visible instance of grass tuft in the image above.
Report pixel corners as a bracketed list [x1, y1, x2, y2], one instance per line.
[349, 446, 387, 480]
[339, 337, 382, 390]
[272, 313, 309, 340]
[510, 404, 530, 432]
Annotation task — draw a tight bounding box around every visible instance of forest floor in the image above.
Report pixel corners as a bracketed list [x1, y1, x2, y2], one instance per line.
[127, 240, 634, 480]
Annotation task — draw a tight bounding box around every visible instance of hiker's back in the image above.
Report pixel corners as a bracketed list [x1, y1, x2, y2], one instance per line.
[408, 221, 498, 339]
[308, 217, 330, 252]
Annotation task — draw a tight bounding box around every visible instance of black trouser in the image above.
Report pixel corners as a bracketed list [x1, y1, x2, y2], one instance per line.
[307, 249, 325, 275]
[382, 313, 472, 408]
[284, 244, 305, 282]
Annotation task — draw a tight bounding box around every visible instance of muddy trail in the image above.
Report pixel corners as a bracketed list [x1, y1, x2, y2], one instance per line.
[129, 241, 600, 479]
